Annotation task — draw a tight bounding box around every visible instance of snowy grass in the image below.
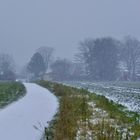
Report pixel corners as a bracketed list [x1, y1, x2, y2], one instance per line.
[37, 81, 91, 139]
[38, 81, 140, 140]
[65, 81, 140, 113]
[0, 82, 26, 108]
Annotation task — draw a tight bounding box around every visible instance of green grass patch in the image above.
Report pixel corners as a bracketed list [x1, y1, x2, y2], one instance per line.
[0, 82, 26, 108]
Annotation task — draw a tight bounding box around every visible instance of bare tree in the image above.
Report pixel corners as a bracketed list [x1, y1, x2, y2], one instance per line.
[76, 37, 119, 81]
[37, 46, 54, 72]
[0, 53, 16, 81]
[0, 53, 15, 72]
[122, 36, 140, 80]
[75, 39, 95, 78]
[70, 62, 85, 80]
[51, 59, 72, 81]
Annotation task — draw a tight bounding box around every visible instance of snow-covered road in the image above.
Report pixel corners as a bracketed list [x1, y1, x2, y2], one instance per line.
[0, 83, 58, 140]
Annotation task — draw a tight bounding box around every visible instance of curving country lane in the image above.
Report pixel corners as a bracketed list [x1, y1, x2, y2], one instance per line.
[0, 83, 58, 140]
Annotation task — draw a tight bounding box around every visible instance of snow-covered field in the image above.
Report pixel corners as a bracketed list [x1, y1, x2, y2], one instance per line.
[64, 81, 140, 113]
[0, 83, 58, 140]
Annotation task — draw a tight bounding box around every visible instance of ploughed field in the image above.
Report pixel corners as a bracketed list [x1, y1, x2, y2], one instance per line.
[64, 81, 140, 113]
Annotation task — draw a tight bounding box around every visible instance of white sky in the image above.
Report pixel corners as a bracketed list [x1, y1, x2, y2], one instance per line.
[0, 0, 140, 65]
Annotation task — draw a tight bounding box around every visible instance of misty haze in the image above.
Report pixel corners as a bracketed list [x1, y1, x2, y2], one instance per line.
[0, 0, 140, 140]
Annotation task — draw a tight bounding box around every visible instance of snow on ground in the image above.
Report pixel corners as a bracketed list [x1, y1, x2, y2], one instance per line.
[64, 81, 140, 113]
[0, 83, 58, 140]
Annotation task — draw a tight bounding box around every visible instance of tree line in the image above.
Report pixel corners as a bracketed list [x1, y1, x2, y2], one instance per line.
[25, 36, 140, 82]
[2, 35, 139, 82]
[77, 36, 140, 81]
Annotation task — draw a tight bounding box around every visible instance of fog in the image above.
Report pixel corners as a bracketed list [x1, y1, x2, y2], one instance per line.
[0, 0, 140, 66]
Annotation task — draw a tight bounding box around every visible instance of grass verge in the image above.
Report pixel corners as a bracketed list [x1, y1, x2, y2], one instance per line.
[37, 81, 140, 140]
[0, 82, 26, 108]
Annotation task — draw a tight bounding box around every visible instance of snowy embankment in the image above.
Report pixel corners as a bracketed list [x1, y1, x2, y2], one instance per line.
[0, 83, 58, 140]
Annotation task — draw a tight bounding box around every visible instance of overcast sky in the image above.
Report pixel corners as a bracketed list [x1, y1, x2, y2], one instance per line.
[0, 0, 140, 66]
